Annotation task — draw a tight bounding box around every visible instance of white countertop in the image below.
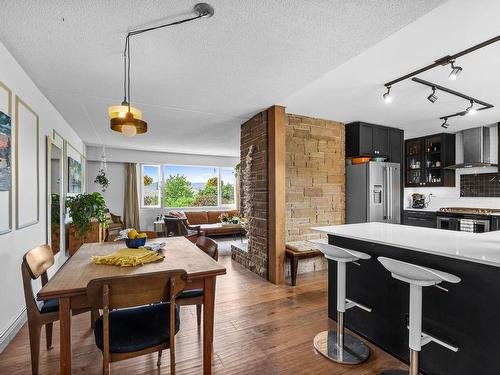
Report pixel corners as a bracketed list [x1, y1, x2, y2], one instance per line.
[311, 222, 500, 268]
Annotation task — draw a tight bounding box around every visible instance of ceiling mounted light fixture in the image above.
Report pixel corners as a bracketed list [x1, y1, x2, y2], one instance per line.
[448, 60, 463, 80]
[441, 118, 449, 129]
[427, 86, 438, 103]
[108, 3, 214, 137]
[466, 100, 477, 115]
[383, 86, 392, 103]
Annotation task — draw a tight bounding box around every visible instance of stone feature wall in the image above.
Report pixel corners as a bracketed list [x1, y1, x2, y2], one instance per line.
[285, 114, 345, 275]
[231, 111, 269, 279]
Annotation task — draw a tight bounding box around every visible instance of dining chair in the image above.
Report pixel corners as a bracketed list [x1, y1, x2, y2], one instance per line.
[141, 230, 158, 239]
[176, 236, 218, 325]
[21, 244, 98, 375]
[86, 270, 187, 375]
[163, 216, 202, 243]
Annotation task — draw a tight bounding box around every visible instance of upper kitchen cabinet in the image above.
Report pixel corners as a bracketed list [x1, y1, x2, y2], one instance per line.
[346, 122, 403, 162]
[405, 133, 455, 187]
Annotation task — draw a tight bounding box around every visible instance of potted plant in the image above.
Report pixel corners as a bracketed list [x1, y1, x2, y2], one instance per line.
[66, 192, 108, 253]
[94, 169, 110, 192]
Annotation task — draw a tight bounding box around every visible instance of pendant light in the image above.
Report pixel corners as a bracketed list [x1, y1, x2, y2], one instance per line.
[108, 3, 214, 137]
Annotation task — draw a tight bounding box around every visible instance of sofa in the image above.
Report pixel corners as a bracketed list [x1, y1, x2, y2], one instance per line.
[182, 210, 243, 237]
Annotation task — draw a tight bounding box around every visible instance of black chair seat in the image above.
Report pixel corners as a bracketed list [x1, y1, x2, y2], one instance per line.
[94, 303, 180, 354]
[40, 298, 59, 314]
[177, 288, 204, 299]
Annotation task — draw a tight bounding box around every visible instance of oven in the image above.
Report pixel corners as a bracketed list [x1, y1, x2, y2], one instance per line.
[436, 213, 491, 233]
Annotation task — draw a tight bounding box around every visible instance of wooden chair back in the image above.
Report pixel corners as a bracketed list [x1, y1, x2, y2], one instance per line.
[86, 270, 187, 374]
[86, 270, 187, 310]
[23, 244, 54, 280]
[21, 245, 57, 323]
[196, 236, 218, 261]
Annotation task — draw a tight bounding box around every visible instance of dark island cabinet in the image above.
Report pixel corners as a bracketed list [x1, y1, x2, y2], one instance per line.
[405, 133, 456, 187]
[346, 122, 403, 162]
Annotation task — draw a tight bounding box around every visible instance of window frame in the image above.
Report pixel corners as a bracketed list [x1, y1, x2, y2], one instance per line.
[140, 164, 162, 208]
[140, 163, 237, 210]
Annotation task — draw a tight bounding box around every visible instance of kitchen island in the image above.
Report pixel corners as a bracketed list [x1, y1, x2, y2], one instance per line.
[312, 222, 500, 375]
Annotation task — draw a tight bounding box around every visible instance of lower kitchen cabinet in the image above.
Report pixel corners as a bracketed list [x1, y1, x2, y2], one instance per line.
[403, 210, 437, 228]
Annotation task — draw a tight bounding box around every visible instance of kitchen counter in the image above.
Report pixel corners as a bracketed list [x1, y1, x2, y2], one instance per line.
[312, 222, 500, 268]
[312, 222, 500, 375]
[403, 207, 436, 212]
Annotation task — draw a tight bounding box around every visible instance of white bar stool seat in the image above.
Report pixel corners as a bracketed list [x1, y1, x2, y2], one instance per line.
[311, 241, 372, 365]
[377, 257, 461, 375]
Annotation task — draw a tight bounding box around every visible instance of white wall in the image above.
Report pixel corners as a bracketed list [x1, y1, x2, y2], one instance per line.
[0, 41, 84, 351]
[85, 146, 239, 231]
[404, 125, 500, 210]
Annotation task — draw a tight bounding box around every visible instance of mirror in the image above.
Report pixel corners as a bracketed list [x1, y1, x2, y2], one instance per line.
[47, 137, 64, 255]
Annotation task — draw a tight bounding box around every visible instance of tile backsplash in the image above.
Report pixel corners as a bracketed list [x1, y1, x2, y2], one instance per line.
[460, 173, 500, 197]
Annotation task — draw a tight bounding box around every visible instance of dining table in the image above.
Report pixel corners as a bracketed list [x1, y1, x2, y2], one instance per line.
[38, 236, 226, 375]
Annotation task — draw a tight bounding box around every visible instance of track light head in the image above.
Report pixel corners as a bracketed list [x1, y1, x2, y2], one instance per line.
[441, 118, 449, 129]
[383, 86, 392, 103]
[448, 60, 462, 80]
[427, 87, 438, 103]
[466, 100, 477, 115]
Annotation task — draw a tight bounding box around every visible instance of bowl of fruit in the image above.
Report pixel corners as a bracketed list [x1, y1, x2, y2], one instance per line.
[125, 229, 148, 248]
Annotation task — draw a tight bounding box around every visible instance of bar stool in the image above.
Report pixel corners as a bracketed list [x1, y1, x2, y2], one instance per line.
[377, 257, 461, 375]
[312, 241, 372, 365]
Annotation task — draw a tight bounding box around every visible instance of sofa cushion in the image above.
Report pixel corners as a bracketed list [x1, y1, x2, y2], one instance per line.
[184, 211, 208, 225]
[207, 210, 240, 224]
[207, 211, 224, 224]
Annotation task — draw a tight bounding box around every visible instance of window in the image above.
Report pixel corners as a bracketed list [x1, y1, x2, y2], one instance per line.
[140, 164, 236, 208]
[141, 164, 161, 207]
[220, 168, 235, 205]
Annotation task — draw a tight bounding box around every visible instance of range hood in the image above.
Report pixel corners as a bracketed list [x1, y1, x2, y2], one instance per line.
[446, 126, 498, 169]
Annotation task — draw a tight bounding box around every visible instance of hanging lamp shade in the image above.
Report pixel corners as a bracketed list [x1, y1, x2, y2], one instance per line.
[108, 103, 142, 120]
[110, 111, 147, 137]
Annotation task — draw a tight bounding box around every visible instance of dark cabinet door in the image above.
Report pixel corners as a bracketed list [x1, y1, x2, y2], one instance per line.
[358, 123, 373, 155]
[389, 129, 403, 163]
[372, 127, 389, 157]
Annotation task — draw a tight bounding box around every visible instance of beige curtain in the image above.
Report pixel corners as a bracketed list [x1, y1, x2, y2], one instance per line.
[123, 163, 140, 230]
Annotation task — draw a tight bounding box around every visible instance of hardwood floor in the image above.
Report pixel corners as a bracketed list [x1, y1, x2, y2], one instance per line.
[0, 255, 404, 374]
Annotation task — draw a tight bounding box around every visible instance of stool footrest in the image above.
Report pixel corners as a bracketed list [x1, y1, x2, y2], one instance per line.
[421, 331, 458, 352]
[345, 298, 372, 313]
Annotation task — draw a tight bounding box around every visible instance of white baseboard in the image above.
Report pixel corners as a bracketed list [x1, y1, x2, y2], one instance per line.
[0, 308, 27, 353]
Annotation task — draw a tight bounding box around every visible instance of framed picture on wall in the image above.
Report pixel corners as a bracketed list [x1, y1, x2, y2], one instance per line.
[0, 81, 12, 235]
[68, 156, 82, 193]
[15, 96, 40, 229]
[0, 111, 11, 191]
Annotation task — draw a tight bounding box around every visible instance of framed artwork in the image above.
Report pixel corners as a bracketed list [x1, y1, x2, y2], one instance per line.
[68, 156, 82, 193]
[0, 111, 11, 191]
[0, 81, 12, 235]
[15, 96, 39, 229]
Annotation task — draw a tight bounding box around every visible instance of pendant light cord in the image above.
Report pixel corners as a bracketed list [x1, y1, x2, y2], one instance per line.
[121, 13, 207, 109]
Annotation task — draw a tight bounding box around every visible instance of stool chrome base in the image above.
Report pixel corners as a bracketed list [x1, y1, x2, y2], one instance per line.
[313, 330, 370, 365]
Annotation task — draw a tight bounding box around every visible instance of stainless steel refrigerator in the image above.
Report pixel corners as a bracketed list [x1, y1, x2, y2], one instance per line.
[346, 162, 401, 224]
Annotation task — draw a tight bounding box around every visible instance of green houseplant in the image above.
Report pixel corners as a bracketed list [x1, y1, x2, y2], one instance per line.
[66, 192, 108, 237]
[94, 169, 110, 192]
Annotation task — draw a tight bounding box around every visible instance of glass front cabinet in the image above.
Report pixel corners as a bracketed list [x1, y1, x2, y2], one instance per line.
[405, 133, 456, 187]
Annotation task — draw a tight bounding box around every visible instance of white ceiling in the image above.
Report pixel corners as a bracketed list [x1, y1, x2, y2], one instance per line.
[0, 0, 445, 156]
[284, 0, 500, 139]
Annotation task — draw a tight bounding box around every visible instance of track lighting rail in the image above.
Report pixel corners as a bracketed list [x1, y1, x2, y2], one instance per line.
[412, 77, 494, 122]
[384, 34, 500, 88]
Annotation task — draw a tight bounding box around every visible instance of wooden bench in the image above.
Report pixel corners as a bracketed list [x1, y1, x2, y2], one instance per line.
[285, 241, 324, 286]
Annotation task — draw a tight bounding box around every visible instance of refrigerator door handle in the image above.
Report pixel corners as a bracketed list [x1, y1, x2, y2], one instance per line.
[383, 166, 388, 222]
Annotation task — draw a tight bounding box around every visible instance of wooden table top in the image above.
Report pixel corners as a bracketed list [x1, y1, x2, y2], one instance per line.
[38, 237, 226, 301]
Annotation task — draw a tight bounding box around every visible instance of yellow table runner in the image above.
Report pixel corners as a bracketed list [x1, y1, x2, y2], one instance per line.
[91, 248, 164, 267]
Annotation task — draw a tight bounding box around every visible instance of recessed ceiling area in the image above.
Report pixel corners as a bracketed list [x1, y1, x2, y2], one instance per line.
[0, 0, 446, 156]
[283, 0, 500, 139]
